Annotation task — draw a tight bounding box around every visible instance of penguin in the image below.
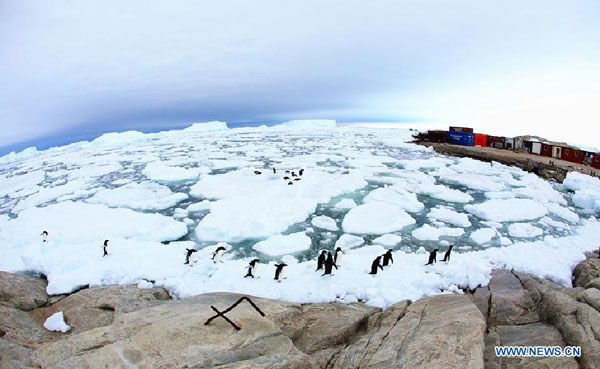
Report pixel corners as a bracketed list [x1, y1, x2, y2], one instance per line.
[273, 167, 276, 174]
[291, 172, 297, 177]
[322, 252, 338, 276]
[285, 170, 290, 174]
[184, 248, 197, 265]
[102, 240, 109, 257]
[334, 247, 343, 266]
[288, 181, 293, 185]
[254, 170, 262, 175]
[440, 245, 453, 263]
[369, 256, 384, 275]
[316, 250, 327, 271]
[382, 249, 394, 267]
[425, 249, 439, 266]
[299, 169, 304, 176]
[211, 246, 227, 263]
[41, 230, 48, 243]
[283, 176, 290, 180]
[245, 259, 260, 278]
[294, 178, 301, 181]
[274, 263, 288, 282]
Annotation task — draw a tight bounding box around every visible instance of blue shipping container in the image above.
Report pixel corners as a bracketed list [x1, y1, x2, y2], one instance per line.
[445, 131, 474, 146]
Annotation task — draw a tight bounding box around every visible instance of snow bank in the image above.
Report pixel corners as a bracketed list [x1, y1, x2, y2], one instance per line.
[465, 199, 548, 222]
[342, 201, 415, 235]
[182, 121, 228, 132]
[43, 311, 70, 333]
[252, 232, 312, 256]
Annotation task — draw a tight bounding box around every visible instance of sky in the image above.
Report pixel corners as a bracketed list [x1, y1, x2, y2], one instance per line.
[1, 0, 599, 155]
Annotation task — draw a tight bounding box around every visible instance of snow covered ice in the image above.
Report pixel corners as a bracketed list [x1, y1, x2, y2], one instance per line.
[1, 121, 600, 309]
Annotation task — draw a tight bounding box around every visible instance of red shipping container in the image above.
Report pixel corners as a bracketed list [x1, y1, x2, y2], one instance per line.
[474, 133, 487, 147]
[560, 147, 585, 164]
[592, 154, 600, 169]
[540, 143, 552, 157]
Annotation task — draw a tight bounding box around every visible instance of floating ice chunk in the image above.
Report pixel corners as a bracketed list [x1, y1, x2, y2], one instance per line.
[427, 207, 471, 227]
[363, 186, 424, 213]
[311, 216, 338, 231]
[543, 202, 579, 223]
[485, 191, 514, 199]
[12, 179, 90, 213]
[137, 280, 154, 289]
[143, 162, 201, 182]
[182, 121, 228, 132]
[411, 224, 464, 241]
[465, 199, 548, 222]
[186, 200, 212, 212]
[406, 183, 473, 203]
[43, 311, 70, 333]
[372, 234, 402, 247]
[91, 131, 149, 146]
[334, 198, 357, 209]
[439, 240, 450, 247]
[279, 119, 336, 129]
[335, 234, 365, 250]
[252, 232, 312, 256]
[508, 223, 544, 238]
[112, 179, 131, 186]
[470, 228, 498, 244]
[481, 221, 503, 229]
[500, 237, 512, 246]
[69, 163, 123, 180]
[399, 158, 451, 170]
[439, 173, 505, 192]
[88, 182, 188, 210]
[563, 172, 600, 213]
[342, 201, 415, 235]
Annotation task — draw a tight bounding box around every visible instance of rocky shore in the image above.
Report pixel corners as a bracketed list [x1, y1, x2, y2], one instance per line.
[1, 250, 599, 369]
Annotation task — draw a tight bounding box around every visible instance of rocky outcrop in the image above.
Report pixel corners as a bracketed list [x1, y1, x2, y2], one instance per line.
[0, 271, 48, 311]
[488, 269, 539, 326]
[573, 252, 600, 288]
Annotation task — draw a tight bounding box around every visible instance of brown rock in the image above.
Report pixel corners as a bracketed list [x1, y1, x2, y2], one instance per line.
[488, 269, 539, 326]
[473, 285, 491, 323]
[0, 271, 48, 311]
[577, 288, 600, 312]
[573, 255, 600, 288]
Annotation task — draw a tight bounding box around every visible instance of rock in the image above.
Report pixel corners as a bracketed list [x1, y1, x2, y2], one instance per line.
[0, 271, 48, 311]
[516, 271, 600, 369]
[472, 286, 490, 322]
[483, 329, 501, 369]
[573, 254, 600, 288]
[578, 288, 600, 312]
[332, 294, 485, 369]
[496, 323, 578, 369]
[585, 278, 600, 290]
[488, 269, 539, 326]
[0, 305, 57, 348]
[0, 338, 35, 369]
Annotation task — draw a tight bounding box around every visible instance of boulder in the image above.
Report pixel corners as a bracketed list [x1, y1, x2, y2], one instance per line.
[488, 269, 539, 326]
[472, 285, 490, 322]
[577, 288, 600, 312]
[574, 255, 600, 288]
[0, 271, 48, 311]
[331, 294, 486, 369]
[0, 338, 35, 369]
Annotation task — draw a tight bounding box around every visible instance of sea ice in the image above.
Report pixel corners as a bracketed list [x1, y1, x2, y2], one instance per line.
[252, 232, 312, 256]
[411, 224, 464, 241]
[465, 198, 548, 222]
[372, 234, 403, 246]
[427, 207, 471, 227]
[508, 223, 544, 238]
[342, 201, 415, 235]
[88, 182, 188, 210]
[311, 215, 338, 231]
[470, 228, 498, 245]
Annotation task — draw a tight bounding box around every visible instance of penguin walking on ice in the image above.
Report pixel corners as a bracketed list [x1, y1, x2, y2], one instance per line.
[245, 259, 261, 278]
[369, 256, 384, 275]
[321, 252, 338, 276]
[425, 249, 439, 266]
[299, 169, 304, 176]
[274, 263, 288, 282]
[254, 170, 262, 175]
[212, 246, 227, 264]
[184, 248, 197, 265]
[334, 247, 343, 267]
[102, 240, 109, 257]
[440, 245, 453, 263]
[40, 231, 48, 243]
[382, 249, 394, 267]
[316, 250, 327, 271]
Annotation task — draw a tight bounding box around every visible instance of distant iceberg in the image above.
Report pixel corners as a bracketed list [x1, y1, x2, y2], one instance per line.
[0, 147, 38, 165]
[182, 121, 228, 132]
[91, 130, 149, 146]
[279, 119, 337, 129]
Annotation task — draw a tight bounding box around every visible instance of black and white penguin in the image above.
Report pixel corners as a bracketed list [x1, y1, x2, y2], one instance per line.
[212, 246, 227, 264]
[273, 167, 276, 174]
[316, 250, 327, 271]
[440, 245, 453, 263]
[291, 172, 297, 177]
[288, 181, 293, 185]
[321, 252, 338, 276]
[41, 230, 48, 243]
[369, 256, 383, 275]
[299, 169, 304, 176]
[254, 170, 262, 175]
[283, 176, 290, 180]
[245, 259, 261, 278]
[184, 248, 197, 265]
[285, 170, 290, 174]
[274, 263, 288, 282]
[382, 249, 394, 267]
[425, 249, 439, 266]
[294, 178, 301, 181]
[102, 240, 109, 257]
[334, 247, 343, 266]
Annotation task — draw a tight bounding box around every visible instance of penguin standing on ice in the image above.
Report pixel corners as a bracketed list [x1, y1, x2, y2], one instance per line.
[283, 176, 290, 180]
[369, 256, 384, 275]
[440, 245, 453, 263]
[102, 240, 109, 257]
[382, 249, 394, 267]
[291, 172, 297, 177]
[334, 247, 343, 267]
[299, 169, 304, 176]
[273, 167, 276, 174]
[321, 252, 337, 276]
[40, 231, 48, 243]
[274, 263, 288, 282]
[245, 259, 261, 278]
[184, 248, 197, 265]
[288, 181, 293, 185]
[425, 249, 439, 266]
[211, 246, 226, 264]
[316, 250, 327, 271]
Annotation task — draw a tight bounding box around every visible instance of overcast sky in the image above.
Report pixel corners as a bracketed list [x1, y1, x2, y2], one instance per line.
[1, 0, 599, 154]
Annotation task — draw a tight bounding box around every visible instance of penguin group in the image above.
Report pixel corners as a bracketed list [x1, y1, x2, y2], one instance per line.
[368, 249, 393, 275]
[424, 245, 453, 266]
[315, 248, 342, 276]
[251, 167, 304, 186]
